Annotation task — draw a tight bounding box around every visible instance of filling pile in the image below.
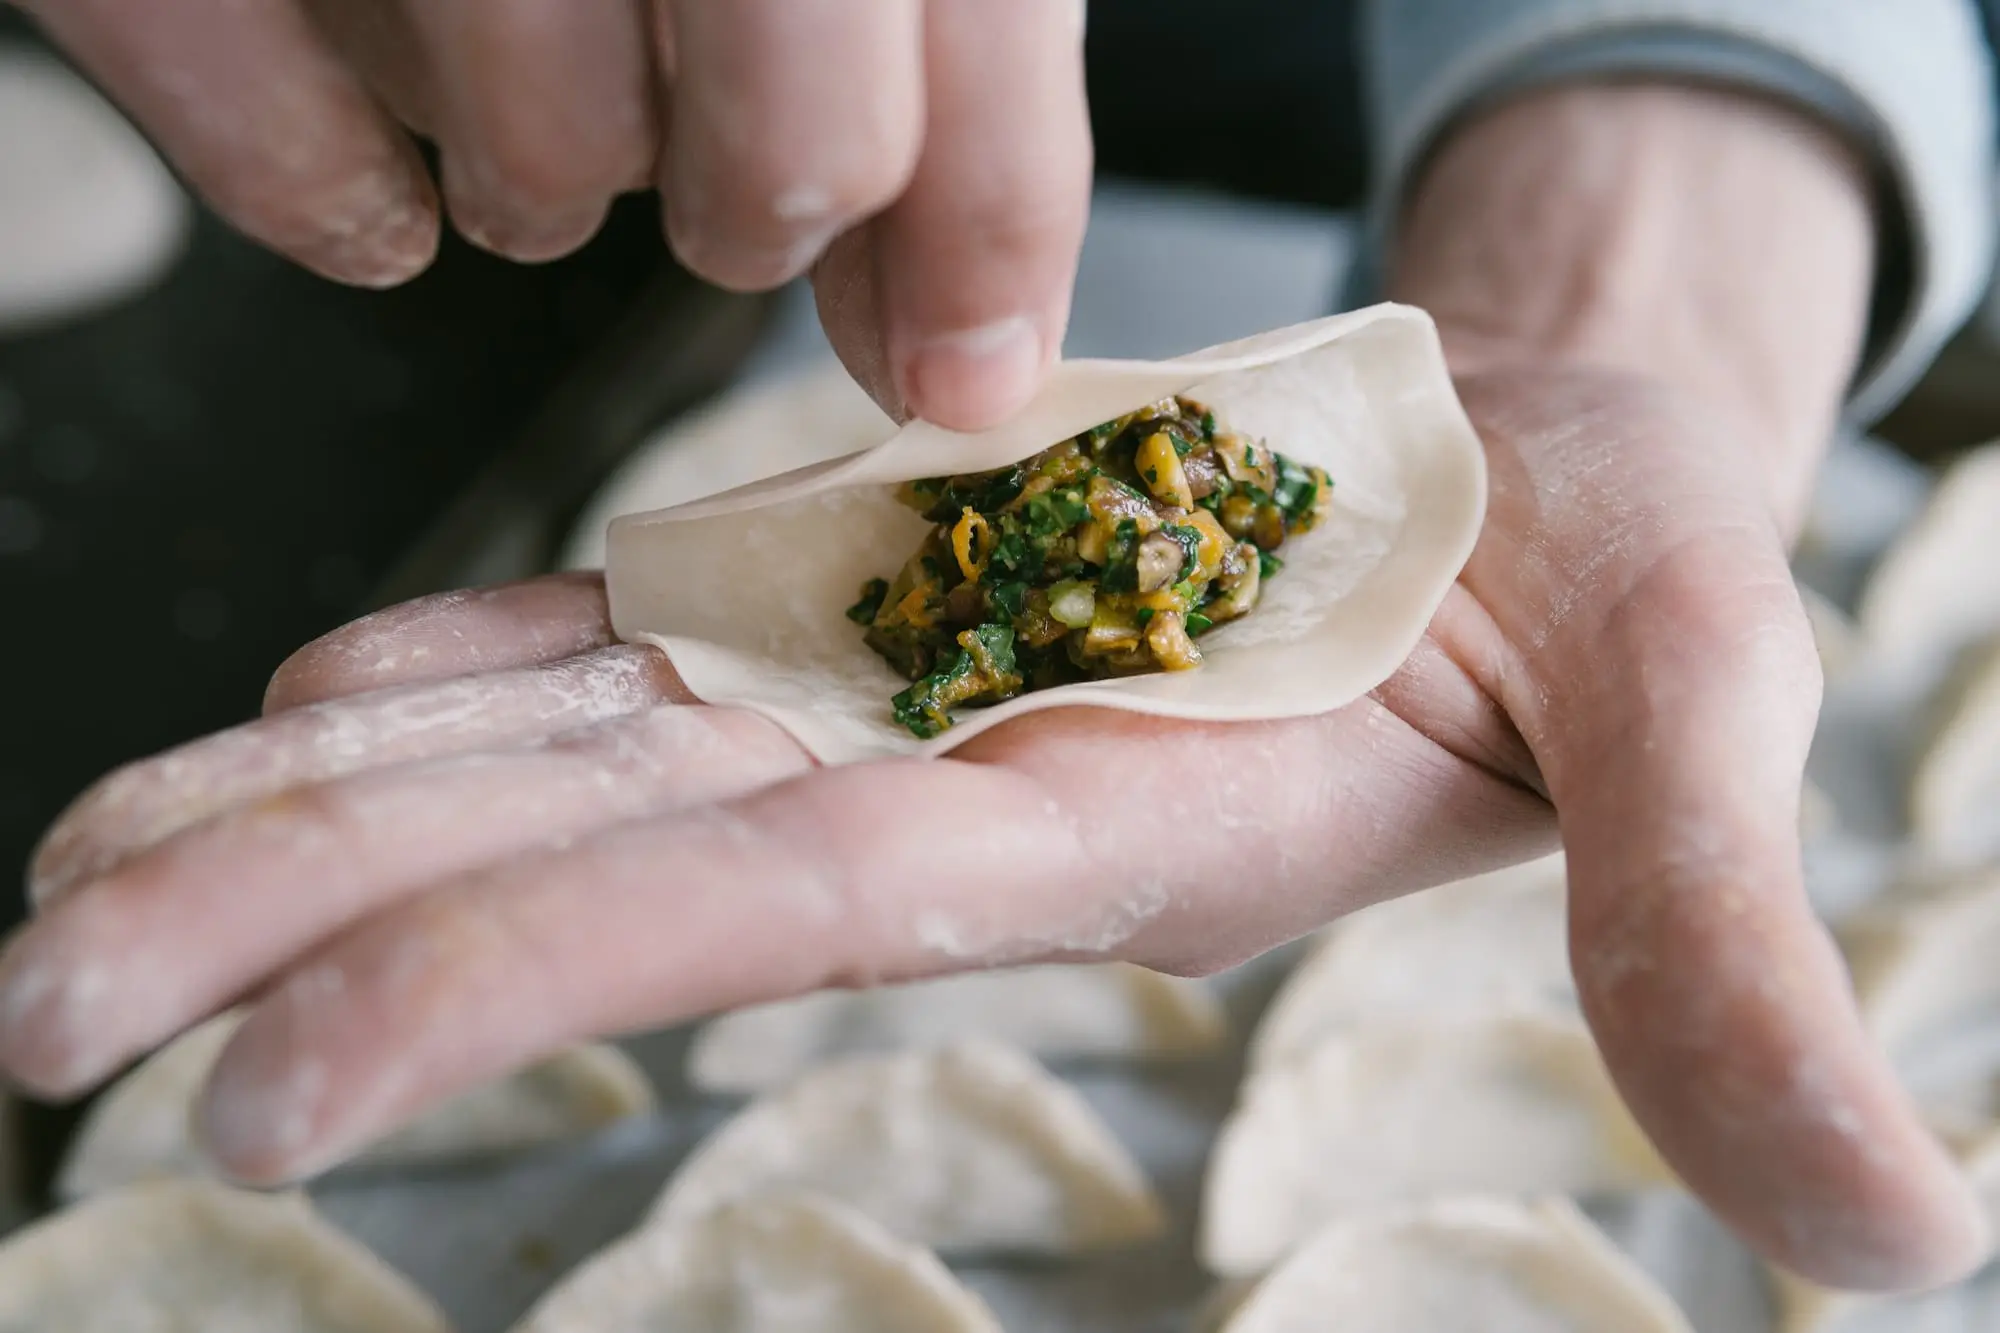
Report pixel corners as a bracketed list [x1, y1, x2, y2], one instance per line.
[848, 395, 1332, 738]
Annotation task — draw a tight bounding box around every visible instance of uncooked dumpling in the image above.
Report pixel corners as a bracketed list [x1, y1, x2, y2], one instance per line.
[1202, 1016, 1667, 1277]
[1801, 583, 1861, 682]
[606, 305, 1488, 764]
[0, 1179, 450, 1332]
[57, 1010, 654, 1199]
[1246, 855, 1571, 1074]
[510, 1191, 1000, 1333]
[650, 1040, 1165, 1255]
[1856, 442, 2000, 688]
[1217, 1196, 1692, 1333]
[0, 47, 190, 331]
[1909, 638, 2000, 862]
[688, 963, 1226, 1094]
[1839, 873, 2000, 1053]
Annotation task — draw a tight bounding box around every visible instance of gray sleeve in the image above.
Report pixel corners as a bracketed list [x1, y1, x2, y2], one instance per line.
[1357, 0, 1998, 421]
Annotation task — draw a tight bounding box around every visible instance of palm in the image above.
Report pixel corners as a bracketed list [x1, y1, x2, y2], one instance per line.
[0, 365, 1979, 1285]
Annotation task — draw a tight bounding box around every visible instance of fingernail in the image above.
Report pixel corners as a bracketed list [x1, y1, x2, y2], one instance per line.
[897, 316, 1045, 432]
[451, 199, 606, 265]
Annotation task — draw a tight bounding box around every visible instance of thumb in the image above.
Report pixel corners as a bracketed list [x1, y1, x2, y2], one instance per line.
[1466, 369, 1990, 1290]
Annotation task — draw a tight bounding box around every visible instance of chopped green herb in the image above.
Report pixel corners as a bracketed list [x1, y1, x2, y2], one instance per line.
[1160, 524, 1204, 582]
[989, 580, 1028, 621]
[1271, 453, 1321, 520]
[845, 578, 889, 625]
[860, 395, 1328, 735]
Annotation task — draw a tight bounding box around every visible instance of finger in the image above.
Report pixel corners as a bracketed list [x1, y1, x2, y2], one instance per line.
[28, 0, 439, 286]
[29, 645, 682, 905]
[404, 0, 657, 262]
[189, 703, 1551, 1183]
[658, 0, 925, 291]
[1462, 370, 1991, 1290]
[873, 0, 1092, 430]
[299, 0, 438, 132]
[264, 572, 617, 713]
[812, 228, 904, 423]
[0, 705, 810, 1100]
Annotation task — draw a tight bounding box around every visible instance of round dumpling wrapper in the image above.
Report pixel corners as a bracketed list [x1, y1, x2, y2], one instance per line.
[604, 304, 1487, 763]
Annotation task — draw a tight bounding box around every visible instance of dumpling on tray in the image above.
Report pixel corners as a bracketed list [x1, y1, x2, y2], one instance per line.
[651, 1040, 1164, 1256]
[57, 1008, 654, 1199]
[0, 1179, 451, 1332]
[687, 962, 1225, 1095]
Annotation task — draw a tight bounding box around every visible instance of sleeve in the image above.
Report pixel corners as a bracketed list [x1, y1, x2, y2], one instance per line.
[1355, 0, 1999, 422]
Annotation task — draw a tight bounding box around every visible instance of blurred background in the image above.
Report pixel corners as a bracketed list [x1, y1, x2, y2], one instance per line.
[4, 0, 2000, 935]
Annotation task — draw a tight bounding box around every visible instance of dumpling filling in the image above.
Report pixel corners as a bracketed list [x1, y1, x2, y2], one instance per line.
[848, 396, 1332, 738]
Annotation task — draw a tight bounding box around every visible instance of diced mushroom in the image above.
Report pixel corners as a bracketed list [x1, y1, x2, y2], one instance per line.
[1146, 611, 1203, 670]
[1087, 474, 1161, 529]
[1214, 433, 1278, 493]
[1182, 451, 1223, 499]
[1252, 503, 1288, 552]
[1210, 542, 1262, 622]
[1135, 530, 1190, 593]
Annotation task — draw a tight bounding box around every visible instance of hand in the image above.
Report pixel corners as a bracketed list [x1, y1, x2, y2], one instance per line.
[0, 82, 1987, 1292]
[16, 0, 1091, 429]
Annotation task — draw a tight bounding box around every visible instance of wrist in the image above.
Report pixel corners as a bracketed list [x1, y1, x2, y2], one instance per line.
[1387, 81, 1874, 513]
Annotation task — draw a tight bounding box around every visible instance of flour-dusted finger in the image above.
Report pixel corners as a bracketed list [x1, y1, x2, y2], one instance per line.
[404, 0, 656, 260]
[0, 704, 808, 1099]
[874, 0, 1091, 430]
[658, 0, 924, 290]
[264, 573, 619, 712]
[30, 645, 684, 905]
[183, 694, 1549, 1185]
[29, 0, 439, 286]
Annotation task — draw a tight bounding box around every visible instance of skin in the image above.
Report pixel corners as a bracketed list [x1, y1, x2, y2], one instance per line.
[10, 0, 1091, 431]
[0, 76, 1992, 1291]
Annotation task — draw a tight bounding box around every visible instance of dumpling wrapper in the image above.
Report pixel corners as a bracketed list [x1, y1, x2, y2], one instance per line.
[1216, 1196, 1693, 1333]
[1856, 442, 2000, 690]
[687, 962, 1226, 1094]
[510, 1191, 1000, 1333]
[649, 1039, 1165, 1255]
[57, 1009, 655, 1199]
[1201, 1015, 1669, 1277]
[605, 304, 1488, 763]
[1246, 854, 1572, 1074]
[564, 362, 893, 570]
[0, 1178, 451, 1332]
[1910, 637, 2000, 863]
[1839, 872, 2000, 1054]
